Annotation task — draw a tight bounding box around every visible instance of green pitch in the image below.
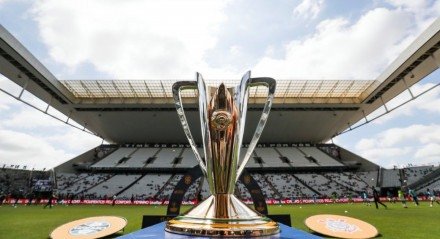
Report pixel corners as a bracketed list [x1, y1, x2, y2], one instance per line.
[0, 202, 439, 238]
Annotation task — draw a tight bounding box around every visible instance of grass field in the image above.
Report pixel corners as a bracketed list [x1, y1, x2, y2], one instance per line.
[0, 202, 439, 238]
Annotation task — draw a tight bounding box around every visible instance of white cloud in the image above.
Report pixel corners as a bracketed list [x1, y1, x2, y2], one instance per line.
[253, 7, 436, 79]
[0, 92, 17, 110]
[29, 1, 438, 80]
[44, 128, 101, 152]
[354, 124, 440, 167]
[414, 143, 440, 160]
[0, 115, 101, 169]
[0, 85, 101, 169]
[3, 107, 65, 129]
[385, 0, 430, 12]
[31, 0, 231, 78]
[293, 0, 324, 20]
[0, 127, 74, 169]
[373, 82, 440, 124]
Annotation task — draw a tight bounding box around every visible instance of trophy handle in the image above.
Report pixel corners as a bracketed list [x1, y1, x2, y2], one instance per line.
[235, 77, 276, 182]
[172, 80, 208, 176]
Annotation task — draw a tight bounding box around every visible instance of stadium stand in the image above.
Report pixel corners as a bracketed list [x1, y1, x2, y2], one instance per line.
[235, 180, 252, 200]
[265, 173, 316, 198]
[323, 173, 369, 193]
[381, 169, 401, 187]
[3, 143, 438, 203]
[404, 166, 436, 184]
[200, 179, 210, 199]
[0, 169, 30, 194]
[251, 173, 278, 199]
[276, 147, 315, 167]
[58, 173, 112, 196]
[356, 171, 378, 187]
[176, 148, 199, 168]
[183, 177, 203, 201]
[116, 148, 159, 168]
[419, 176, 440, 192]
[82, 174, 142, 198]
[146, 148, 180, 168]
[295, 173, 355, 197]
[3, 164, 440, 203]
[154, 174, 183, 200]
[298, 147, 343, 166]
[115, 174, 172, 200]
[92, 148, 137, 168]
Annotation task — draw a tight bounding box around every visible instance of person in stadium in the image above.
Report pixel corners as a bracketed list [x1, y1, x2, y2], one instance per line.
[0, 192, 5, 206]
[408, 188, 419, 206]
[386, 190, 395, 203]
[348, 193, 353, 204]
[26, 192, 34, 206]
[112, 195, 117, 206]
[371, 186, 387, 209]
[331, 192, 337, 203]
[12, 192, 19, 208]
[426, 189, 439, 207]
[44, 193, 56, 209]
[398, 189, 407, 208]
[362, 190, 370, 206]
[68, 193, 74, 205]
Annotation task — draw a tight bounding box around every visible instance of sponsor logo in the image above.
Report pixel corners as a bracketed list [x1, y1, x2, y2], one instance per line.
[319, 218, 359, 233]
[243, 175, 251, 185]
[69, 221, 110, 235]
[184, 175, 192, 185]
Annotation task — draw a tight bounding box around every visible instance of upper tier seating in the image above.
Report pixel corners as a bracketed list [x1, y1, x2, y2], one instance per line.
[254, 148, 285, 167]
[92, 148, 137, 167]
[174, 148, 199, 168]
[298, 147, 343, 166]
[276, 147, 316, 166]
[116, 148, 159, 168]
[145, 148, 180, 168]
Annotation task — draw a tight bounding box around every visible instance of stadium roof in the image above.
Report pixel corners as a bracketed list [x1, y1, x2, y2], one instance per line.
[1, 18, 440, 144]
[60, 79, 378, 104]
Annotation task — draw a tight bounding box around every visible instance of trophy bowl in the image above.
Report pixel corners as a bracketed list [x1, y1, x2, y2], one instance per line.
[165, 71, 279, 237]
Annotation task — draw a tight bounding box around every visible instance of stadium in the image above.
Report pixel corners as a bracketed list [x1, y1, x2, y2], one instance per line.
[1, 3, 440, 239]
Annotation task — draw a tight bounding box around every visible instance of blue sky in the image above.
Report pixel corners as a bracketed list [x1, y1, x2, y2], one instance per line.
[0, 0, 439, 169]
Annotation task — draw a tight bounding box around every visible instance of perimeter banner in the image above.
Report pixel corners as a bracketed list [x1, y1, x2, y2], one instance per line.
[4, 197, 427, 205]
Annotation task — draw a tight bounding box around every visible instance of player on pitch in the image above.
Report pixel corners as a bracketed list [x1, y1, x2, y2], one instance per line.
[426, 189, 439, 207]
[371, 186, 387, 209]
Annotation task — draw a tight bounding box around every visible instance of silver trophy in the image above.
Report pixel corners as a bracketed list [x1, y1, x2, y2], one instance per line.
[166, 71, 279, 237]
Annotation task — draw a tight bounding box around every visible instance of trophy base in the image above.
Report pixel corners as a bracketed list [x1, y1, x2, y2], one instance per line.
[165, 194, 280, 237]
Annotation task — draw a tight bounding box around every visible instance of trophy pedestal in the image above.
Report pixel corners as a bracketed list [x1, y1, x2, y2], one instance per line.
[165, 194, 280, 237]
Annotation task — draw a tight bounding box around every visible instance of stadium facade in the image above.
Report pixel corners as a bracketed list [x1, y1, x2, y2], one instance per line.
[1, 19, 440, 202]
